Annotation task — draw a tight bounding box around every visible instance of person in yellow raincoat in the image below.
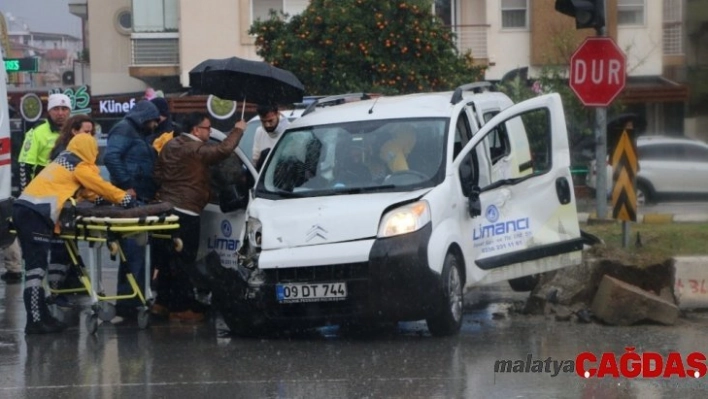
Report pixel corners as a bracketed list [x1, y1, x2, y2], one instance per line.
[13, 134, 137, 334]
[379, 124, 418, 172]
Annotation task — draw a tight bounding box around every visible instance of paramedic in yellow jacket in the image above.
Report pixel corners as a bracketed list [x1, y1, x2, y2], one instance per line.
[18, 93, 72, 190]
[13, 134, 137, 334]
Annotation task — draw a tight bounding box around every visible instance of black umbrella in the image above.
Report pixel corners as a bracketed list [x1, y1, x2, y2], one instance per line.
[189, 57, 305, 118]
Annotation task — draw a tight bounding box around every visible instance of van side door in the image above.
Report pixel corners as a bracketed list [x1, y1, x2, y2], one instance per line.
[198, 141, 256, 267]
[453, 93, 584, 285]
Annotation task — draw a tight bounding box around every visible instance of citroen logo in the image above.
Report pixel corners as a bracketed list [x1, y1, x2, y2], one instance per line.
[306, 224, 328, 242]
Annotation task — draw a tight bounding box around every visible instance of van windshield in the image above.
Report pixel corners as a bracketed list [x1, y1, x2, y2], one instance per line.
[255, 118, 448, 199]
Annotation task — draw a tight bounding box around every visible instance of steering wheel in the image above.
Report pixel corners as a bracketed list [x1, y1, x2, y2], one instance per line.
[382, 170, 428, 184]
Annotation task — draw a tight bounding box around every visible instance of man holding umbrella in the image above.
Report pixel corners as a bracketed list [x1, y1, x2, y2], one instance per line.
[152, 113, 246, 322]
[189, 56, 304, 169]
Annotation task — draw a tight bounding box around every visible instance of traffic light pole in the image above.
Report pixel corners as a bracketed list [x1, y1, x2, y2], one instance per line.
[595, 22, 608, 220]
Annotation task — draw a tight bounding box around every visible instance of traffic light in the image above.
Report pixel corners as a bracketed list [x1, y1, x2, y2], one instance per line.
[555, 0, 605, 30]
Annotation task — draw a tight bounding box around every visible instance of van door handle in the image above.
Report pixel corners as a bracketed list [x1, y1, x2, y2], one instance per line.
[556, 177, 571, 205]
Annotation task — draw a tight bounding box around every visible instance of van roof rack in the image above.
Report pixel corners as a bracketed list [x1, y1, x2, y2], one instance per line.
[450, 82, 494, 105]
[301, 92, 372, 117]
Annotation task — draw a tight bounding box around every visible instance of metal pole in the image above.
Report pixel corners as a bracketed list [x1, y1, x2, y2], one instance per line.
[622, 220, 630, 248]
[595, 106, 607, 219]
[595, 23, 608, 220]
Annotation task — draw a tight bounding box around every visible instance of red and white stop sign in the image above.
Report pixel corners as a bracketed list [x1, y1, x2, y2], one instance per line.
[569, 37, 626, 107]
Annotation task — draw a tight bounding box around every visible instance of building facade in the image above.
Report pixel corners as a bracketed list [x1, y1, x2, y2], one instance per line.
[73, 0, 695, 135]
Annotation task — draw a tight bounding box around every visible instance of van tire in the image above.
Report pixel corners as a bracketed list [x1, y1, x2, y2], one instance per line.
[508, 275, 539, 292]
[426, 253, 463, 337]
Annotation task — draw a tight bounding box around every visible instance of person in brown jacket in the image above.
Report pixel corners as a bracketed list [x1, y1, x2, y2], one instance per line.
[153, 112, 245, 322]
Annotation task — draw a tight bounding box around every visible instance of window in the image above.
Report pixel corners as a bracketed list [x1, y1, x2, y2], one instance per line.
[132, 0, 178, 32]
[251, 0, 309, 23]
[683, 145, 708, 162]
[482, 112, 509, 165]
[459, 108, 550, 192]
[208, 139, 249, 206]
[663, 0, 683, 55]
[618, 0, 645, 26]
[501, 0, 528, 29]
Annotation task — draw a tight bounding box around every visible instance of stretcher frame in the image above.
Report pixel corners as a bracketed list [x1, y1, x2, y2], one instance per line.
[47, 213, 182, 334]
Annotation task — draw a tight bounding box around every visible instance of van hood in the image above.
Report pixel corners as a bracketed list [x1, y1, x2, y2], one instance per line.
[250, 189, 430, 250]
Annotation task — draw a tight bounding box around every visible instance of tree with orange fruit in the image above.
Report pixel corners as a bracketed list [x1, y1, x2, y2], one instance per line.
[249, 0, 484, 95]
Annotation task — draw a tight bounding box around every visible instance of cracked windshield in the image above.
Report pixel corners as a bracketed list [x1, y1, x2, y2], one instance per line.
[1, 0, 708, 397]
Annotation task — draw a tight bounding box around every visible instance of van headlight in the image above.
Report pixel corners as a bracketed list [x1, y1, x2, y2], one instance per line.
[377, 201, 431, 238]
[246, 217, 262, 248]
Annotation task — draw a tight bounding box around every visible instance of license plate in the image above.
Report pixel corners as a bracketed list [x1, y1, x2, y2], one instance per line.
[276, 282, 347, 303]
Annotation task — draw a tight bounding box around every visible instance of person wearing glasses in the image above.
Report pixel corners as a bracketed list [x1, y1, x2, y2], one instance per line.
[152, 112, 245, 322]
[104, 99, 161, 320]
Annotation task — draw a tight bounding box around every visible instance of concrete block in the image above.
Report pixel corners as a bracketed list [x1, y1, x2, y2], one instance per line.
[673, 256, 708, 310]
[577, 212, 590, 223]
[642, 214, 674, 224]
[591, 275, 679, 326]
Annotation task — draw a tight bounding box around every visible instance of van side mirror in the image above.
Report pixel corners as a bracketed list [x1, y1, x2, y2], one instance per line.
[468, 186, 481, 218]
[219, 183, 249, 213]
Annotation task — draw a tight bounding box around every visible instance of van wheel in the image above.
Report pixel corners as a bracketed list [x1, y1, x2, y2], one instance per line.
[508, 275, 539, 292]
[426, 253, 463, 337]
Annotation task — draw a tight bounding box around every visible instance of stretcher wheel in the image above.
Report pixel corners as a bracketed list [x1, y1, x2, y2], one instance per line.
[85, 314, 99, 335]
[137, 309, 150, 329]
[108, 241, 119, 256]
[173, 238, 183, 253]
[97, 302, 116, 322]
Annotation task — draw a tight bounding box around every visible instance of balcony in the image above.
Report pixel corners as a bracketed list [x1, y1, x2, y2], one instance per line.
[449, 24, 489, 62]
[130, 32, 179, 66]
[129, 32, 179, 82]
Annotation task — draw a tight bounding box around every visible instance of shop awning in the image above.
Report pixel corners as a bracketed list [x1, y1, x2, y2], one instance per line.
[619, 76, 689, 103]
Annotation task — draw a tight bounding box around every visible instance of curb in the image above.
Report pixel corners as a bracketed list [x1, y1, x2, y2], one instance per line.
[578, 212, 708, 224]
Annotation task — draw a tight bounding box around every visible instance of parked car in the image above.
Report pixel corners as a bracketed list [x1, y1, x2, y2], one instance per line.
[586, 135, 708, 204]
[200, 86, 585, 337]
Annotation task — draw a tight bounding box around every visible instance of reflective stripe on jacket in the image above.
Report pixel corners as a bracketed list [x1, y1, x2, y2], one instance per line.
[16, 134, 128, 231]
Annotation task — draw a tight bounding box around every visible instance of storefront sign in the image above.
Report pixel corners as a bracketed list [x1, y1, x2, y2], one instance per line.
[49, 86, 91, 115]
[98, 99, 136, 114]
[4, 58, 38, 73]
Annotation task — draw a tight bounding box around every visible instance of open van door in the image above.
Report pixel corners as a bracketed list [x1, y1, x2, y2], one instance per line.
[453, 93, 584, 285]
[0, 50, 16, 248]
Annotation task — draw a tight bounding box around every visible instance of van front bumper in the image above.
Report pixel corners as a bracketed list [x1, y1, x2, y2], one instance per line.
[233, 223, 438, 325]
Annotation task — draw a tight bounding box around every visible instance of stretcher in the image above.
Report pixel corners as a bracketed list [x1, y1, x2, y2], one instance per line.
[48, 201, 181, 334]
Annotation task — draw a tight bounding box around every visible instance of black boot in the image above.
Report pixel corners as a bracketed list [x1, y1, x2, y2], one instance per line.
[24, 287, 67, 334]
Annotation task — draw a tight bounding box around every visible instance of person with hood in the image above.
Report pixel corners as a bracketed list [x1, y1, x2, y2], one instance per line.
[148, 97, 180, 154]
[13, 134, 136, 334]
[103, 100, 160, 318]
[10, 94, 73, 287]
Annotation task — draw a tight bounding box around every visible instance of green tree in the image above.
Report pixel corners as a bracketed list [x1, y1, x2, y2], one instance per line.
[249, 0, 485, 95]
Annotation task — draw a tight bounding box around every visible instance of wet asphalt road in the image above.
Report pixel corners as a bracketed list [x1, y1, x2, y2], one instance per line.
[1, 251, 708, 397]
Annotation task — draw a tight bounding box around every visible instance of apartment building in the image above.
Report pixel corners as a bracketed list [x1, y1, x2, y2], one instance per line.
[71, 0, 691, 133]
[70, 0, 309, 95]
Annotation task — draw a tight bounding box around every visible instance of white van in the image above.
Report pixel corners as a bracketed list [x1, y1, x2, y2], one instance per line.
[201, 86, 585, 336]
[0, 51, 15, 248]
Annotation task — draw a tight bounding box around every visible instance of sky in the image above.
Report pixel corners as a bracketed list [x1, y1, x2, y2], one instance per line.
[1, 0, 82, 38]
